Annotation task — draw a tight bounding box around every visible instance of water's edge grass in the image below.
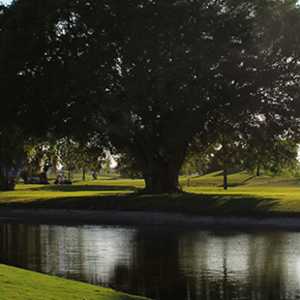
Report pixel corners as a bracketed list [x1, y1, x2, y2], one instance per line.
[0, 264, 149, 300]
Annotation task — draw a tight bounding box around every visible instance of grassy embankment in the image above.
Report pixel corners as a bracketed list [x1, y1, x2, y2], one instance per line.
[1, 172, 300, 216]
[0, 264, 148, 300]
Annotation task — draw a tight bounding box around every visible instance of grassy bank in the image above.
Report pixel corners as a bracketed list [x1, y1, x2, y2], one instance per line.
[0, 264, 148, 300]
[1, 172, 300, 217]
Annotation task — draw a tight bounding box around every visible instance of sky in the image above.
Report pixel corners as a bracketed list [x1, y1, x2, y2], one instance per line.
[0, 0, 11, 5]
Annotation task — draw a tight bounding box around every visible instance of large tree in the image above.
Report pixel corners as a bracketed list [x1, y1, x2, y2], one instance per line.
[0, 4, 26, 189]
[1, 0, 300, 193]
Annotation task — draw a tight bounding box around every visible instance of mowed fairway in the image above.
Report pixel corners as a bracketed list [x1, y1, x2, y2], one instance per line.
[1, 172, 300, 216]
[0, 264, 148, 300]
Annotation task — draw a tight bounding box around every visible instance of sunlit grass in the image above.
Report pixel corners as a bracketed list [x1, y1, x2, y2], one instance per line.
[1, 172, 300, 216]
[0, 264, 148, 300]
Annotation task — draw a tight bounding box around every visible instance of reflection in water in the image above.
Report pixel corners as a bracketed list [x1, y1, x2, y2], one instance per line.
[0, 224, 136, 287]
[1, 224, 300, 300]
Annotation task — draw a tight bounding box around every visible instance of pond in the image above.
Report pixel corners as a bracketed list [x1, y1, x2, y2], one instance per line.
[1, 223, 300, 300]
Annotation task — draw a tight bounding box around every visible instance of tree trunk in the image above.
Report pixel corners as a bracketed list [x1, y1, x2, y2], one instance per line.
[51, 156, 58, 176]
[82, 167, 86, 181]
[256, 165, 260, 177]
[21, 170, 29, 184]
[0, 167, 16, 191]
[39, 164, 50, 184]
[39, 172, 49, 184]
[0, 177, 16, 191]
[125, 136, 188, 194]
[141, 148, 186, 194]
[223, 168, 228, 190]
[143, 164, 181, 194]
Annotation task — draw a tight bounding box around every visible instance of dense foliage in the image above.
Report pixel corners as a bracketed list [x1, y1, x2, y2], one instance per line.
[1, 0, 300, 192]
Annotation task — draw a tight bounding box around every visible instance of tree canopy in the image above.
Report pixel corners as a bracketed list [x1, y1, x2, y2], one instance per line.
[1, 0, 300, 193]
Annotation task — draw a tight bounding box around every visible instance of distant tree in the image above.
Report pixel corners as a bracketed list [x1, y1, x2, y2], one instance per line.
[243, 137, 299, 176]
[181, 153, 211, 177]
[21, 142, 52, 184]
[116, 154, 143, 179]
[207, 132, 245, 190]
[55, 138, 79, 181]
[181, 140, 217, 176]
[54, 137, 105, 181]
[76, 143, 105, 181]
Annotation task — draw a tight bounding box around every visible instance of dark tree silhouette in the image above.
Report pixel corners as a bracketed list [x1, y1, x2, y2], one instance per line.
[1, 0, 300, 192]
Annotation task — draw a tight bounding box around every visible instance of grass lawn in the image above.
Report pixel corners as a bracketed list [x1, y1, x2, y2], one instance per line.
[1, 172, 300, 217]
[0, 264, 148, 300]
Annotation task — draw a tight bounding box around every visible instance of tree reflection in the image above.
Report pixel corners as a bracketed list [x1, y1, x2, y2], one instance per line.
[1, 224, 300, 300]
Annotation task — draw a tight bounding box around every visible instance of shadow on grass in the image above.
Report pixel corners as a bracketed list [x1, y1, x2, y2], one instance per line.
[25, 184, 138, 192]
[0, 191, 284, 217]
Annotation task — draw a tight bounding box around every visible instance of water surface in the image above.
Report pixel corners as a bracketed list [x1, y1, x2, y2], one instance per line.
[1, 223, 300, 300]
